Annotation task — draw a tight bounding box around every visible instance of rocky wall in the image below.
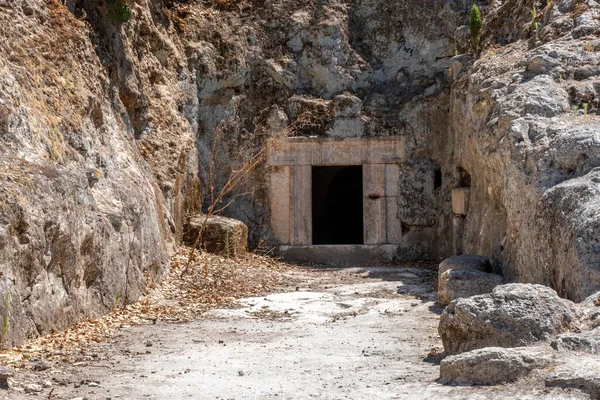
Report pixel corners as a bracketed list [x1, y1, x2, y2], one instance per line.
[175, 0, 479, 256]
[2, 0, 599, 348]
[0, 0, 200, 347]
[450, 0, 600, 301]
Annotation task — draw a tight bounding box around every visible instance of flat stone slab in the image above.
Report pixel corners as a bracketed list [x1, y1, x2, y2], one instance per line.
[438, 254, 500, 306]
[440, 346, 553, 385]
[438, 254, 492, 276]
[546, 355, 600, 399]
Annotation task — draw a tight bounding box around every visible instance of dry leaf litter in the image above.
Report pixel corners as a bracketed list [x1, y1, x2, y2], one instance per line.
[0, 246, 299, 370]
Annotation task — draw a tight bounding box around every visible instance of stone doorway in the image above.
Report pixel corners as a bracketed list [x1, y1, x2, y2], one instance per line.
[267, 137, 405, 265]
[312, 165, 364, 245]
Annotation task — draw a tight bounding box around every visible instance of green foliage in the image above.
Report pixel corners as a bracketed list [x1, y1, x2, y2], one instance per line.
[573, 103, 591, 116]
[469, 4, 483, 49]
[107, 0, 132, 25]
[531, 6, 540, 40]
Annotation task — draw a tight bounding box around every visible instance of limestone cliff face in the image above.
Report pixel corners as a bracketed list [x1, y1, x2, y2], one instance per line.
[450, 0, 600, 301]
[175, 0, 475, 254]
[0, 0, 470, 346]
[0, 0, 199, 347]
[0, 0, 599, 347]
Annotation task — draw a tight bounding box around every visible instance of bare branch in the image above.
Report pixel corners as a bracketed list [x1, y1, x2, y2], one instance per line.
[180, 140, 266, 278]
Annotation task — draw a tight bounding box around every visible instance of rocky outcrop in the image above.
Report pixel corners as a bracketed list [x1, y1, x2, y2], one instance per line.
[438, 286, 600, 389]
[184, 215, 248, 257]
[173, 0, 479, 255]
[439, 284, 577, 355]
[439, 346, 553, 385]
[450, 1, 600, 301]
[438, 287, 600, 389]
[0, 0, 199, 347]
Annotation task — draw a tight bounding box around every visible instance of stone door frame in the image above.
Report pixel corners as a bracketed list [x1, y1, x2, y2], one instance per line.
[268, 137, 406, 246]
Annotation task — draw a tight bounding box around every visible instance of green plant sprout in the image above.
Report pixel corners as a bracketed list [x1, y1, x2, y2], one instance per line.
[469, 4, 483, 50]
[531, 5, 540, 40]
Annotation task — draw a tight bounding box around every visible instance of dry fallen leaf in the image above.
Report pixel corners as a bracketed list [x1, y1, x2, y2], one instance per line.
[0, 246, 299, 368]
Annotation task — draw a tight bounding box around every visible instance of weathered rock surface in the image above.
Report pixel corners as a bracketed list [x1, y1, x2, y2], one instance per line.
[451, 3, 600, 301]
[0, 0, 201, 347]
[439, 346, 553, 385]
[438, 254, 500, 306]
[184, 215, 248, 257]
[546, 355, 600, 399]
[439, 284, 576, 355]
[438, 254, 493, 276]
[438, 269, 503, 306]
[551, 333, 599, 354]
[177, 0, 482, 257]
[580, 292, 600, 329]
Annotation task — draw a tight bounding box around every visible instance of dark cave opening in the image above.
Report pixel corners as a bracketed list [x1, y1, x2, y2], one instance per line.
[312, 166, 364, 245]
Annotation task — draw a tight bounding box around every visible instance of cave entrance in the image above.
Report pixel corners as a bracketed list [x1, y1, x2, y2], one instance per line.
[312, 165, 363, 245]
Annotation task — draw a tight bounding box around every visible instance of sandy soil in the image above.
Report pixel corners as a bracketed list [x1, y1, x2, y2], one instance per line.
[0, 265, 590, 400]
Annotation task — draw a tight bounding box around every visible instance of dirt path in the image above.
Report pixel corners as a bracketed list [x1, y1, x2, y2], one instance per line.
[1, 265, 589, 399]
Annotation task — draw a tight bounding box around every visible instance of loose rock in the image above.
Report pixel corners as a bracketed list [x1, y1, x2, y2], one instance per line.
[438, 254, 492, 276]
[439, 284, 576, 354]
[30, 360, 51, 371]
[551, 333, 599, 354]
[184, 215, 248, 257]
[24, 383, 43, 393]
[438, 269, 503, 306]
[438, 255, 495, 305]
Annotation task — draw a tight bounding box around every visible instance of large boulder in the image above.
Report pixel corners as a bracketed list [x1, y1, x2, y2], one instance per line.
[184, 215, 248, 257]
[438, 254, 499, 306]
[438, 269, 503, 306]
[439, 346, 553, 385]
[439, 284, 577, 355]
